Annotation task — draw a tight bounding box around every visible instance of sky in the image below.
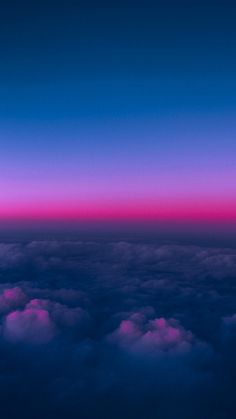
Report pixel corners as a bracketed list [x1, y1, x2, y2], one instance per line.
[0, 0, 236, 229]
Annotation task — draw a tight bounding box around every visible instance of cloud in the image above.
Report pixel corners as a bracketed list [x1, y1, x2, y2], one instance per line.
[0, 287, 27, 314]
[109, 314, 195, 355]
[0, 243, 24, 268]
[26, 298, 90, 332]
[3, 307, 56, 344]
[0, 238, 235, 417]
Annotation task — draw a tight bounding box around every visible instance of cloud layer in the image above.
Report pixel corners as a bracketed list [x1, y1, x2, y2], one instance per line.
[0, 237, 236, 418]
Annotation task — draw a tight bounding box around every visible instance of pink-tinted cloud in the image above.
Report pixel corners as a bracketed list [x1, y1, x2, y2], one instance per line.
[26, 299, 89, 330]
[3, 307, 56, 344]
[109, 314, 194, 355]
[0, 287, 27, 314]
[0, 285, 90, 344]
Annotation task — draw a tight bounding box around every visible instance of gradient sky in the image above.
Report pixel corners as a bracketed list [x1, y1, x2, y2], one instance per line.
[0, 0, 236, 228]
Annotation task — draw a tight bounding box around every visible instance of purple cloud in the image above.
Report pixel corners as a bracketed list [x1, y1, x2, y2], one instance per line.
[0, 287, 27, 314]
[3, 307, 56, 344]
[26, 298, 90, 330]
[109, 314, 194, 355]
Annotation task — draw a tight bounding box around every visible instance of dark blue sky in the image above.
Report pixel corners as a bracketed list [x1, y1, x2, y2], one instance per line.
[1, 0, 236, 119]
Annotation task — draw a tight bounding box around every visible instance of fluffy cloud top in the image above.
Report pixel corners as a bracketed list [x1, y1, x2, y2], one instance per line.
[26, 298, 90, 330]
[3, 307, 56, 343]
[0, 293, 90, 344]
[0, 287, 27, 314]
[110, 314, 193, 355]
